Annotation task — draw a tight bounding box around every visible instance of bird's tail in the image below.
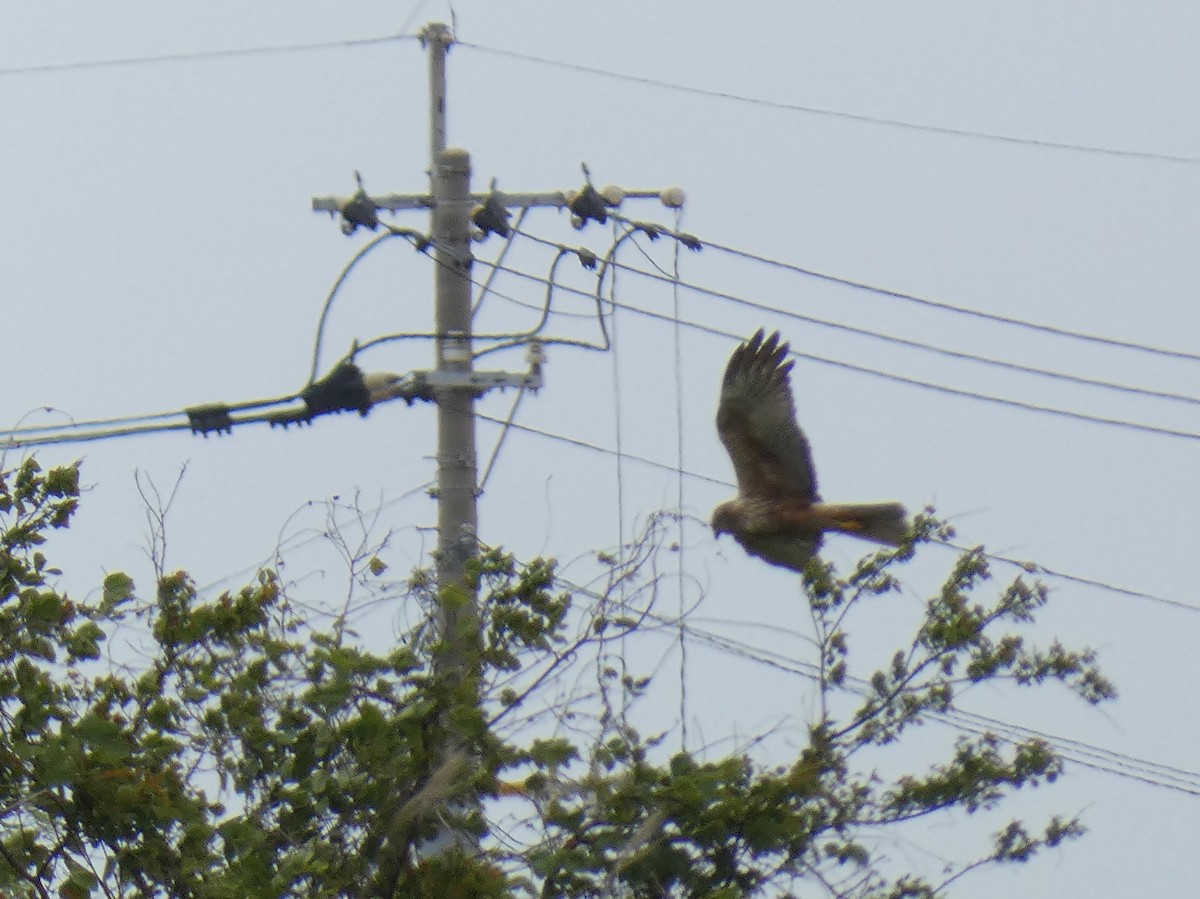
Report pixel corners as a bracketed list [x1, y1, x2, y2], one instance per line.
[814, 502, 909, 547]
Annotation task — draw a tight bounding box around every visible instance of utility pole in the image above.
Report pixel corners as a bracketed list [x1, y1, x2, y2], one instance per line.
[309, 18, 683, 876]
[430, 145, 479, 679]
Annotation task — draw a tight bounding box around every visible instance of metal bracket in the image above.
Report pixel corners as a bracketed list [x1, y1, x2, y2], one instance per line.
[405, 367, 543, 396]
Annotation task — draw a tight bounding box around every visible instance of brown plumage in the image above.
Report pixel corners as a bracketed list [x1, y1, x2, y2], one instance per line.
[712, 329, 908, 572]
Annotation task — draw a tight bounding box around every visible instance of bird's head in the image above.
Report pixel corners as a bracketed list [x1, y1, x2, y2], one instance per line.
[710, 501, 739, 539]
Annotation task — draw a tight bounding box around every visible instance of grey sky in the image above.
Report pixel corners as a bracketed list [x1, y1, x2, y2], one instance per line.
[3, 3, 1198, 895]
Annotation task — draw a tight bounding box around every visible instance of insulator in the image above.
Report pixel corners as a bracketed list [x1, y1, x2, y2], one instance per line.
[569, 183, 608, 226]
[185, 403, 233, 437]
[471, 195, 512, 238]
[302, 361, 373, 417]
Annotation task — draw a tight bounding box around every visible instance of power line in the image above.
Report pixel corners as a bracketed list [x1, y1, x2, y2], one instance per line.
[623, 605, 1200, 797]
[473, 413, 730, 488]
[947, 707, 1200, 791]
[308, 226, 432, 384]
[605, 214, 1200, 364]
[953, 544, 1200, 615]
[2, 419, 196, 448]
[628, 301, 1200, 442]
[475, 414, 1199, 616]
[0, 33, 414, 78]
[480, 256, 1200, 444]
[601, 249, 1200, 409]
[457, 41, 1200, 165]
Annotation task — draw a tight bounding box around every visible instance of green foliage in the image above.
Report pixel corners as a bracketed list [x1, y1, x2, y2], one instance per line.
[0, 464, 1111, 898]
[514, 510, 1113, 897]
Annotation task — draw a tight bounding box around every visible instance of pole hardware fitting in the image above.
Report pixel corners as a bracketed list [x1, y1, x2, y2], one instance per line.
[471, 179, 512, 239]
[338, 171, 381, 236]
[408, 367, 543, 399]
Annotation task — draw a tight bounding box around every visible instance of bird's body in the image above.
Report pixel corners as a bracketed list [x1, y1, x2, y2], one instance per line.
[712, 330, 908, 572]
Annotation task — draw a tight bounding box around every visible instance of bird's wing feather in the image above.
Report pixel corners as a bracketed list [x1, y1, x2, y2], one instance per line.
[716, 330, 819, 502]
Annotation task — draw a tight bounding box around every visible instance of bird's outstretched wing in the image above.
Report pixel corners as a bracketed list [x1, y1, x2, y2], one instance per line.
[716, 330, 819, 502]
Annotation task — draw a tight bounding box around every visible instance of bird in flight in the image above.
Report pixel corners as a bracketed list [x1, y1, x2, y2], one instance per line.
[712, 329, 908, 571]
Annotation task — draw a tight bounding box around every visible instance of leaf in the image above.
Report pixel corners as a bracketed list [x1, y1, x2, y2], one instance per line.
[102, 572, 135, 610]
[74, 713, 130, 761]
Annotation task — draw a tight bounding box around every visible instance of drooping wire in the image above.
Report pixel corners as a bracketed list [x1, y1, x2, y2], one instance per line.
[471, 247, 610, 361]
[308, 226, 429, 384]
[351, 246, 612, 364]
[456, 41, 1200, 165]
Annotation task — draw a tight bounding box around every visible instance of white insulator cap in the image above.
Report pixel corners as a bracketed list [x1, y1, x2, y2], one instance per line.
[659, 186, 686, 208]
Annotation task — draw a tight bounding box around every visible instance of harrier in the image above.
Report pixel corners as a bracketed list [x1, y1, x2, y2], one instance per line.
[712, 329, 908, 571]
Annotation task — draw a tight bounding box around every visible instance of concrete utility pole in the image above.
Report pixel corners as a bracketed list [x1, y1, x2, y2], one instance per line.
[310, 18, 684, 868]
[430, 144, 479, 678]
[311, 20, 682, 622]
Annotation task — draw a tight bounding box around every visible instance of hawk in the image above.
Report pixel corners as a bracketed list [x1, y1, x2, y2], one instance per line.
[712, 329, 908, 571]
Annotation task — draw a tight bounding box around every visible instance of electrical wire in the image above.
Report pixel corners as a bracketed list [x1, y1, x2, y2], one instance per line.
[479, 389, 526, 491]
[944, 543, 1200, 615]
[456, 41, 1200, 165]
[606, 213, 1200, 364]
[472, 413, 731, 488]
[0, 394, 306, 447]
[470, 247, 610, 361]
[667, 618, 1200, 797]
[0, 33, 415, 78]
[472, 207, 530, 318]
[670, 207, 689, 750]
[478, 257, 1200, 444]
[0, 384, 382, 450]
[472, 414, 1200, 615]
[604, 250, 1200, 409]
[517, 221, 1200, 402]
[535, 562, 1200, 798]
[347, 249, 612, 362]
[308, 227, 429, 385]
[1, 420, 196, 449]
[609, 221, 629, 572]
[946, 707, 1200, 792]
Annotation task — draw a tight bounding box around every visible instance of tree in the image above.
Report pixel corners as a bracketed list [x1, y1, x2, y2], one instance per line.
[0, 458, 1113, 898]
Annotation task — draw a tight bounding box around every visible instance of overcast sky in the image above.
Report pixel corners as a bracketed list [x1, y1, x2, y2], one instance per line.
[3, 3, 1199, 895]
